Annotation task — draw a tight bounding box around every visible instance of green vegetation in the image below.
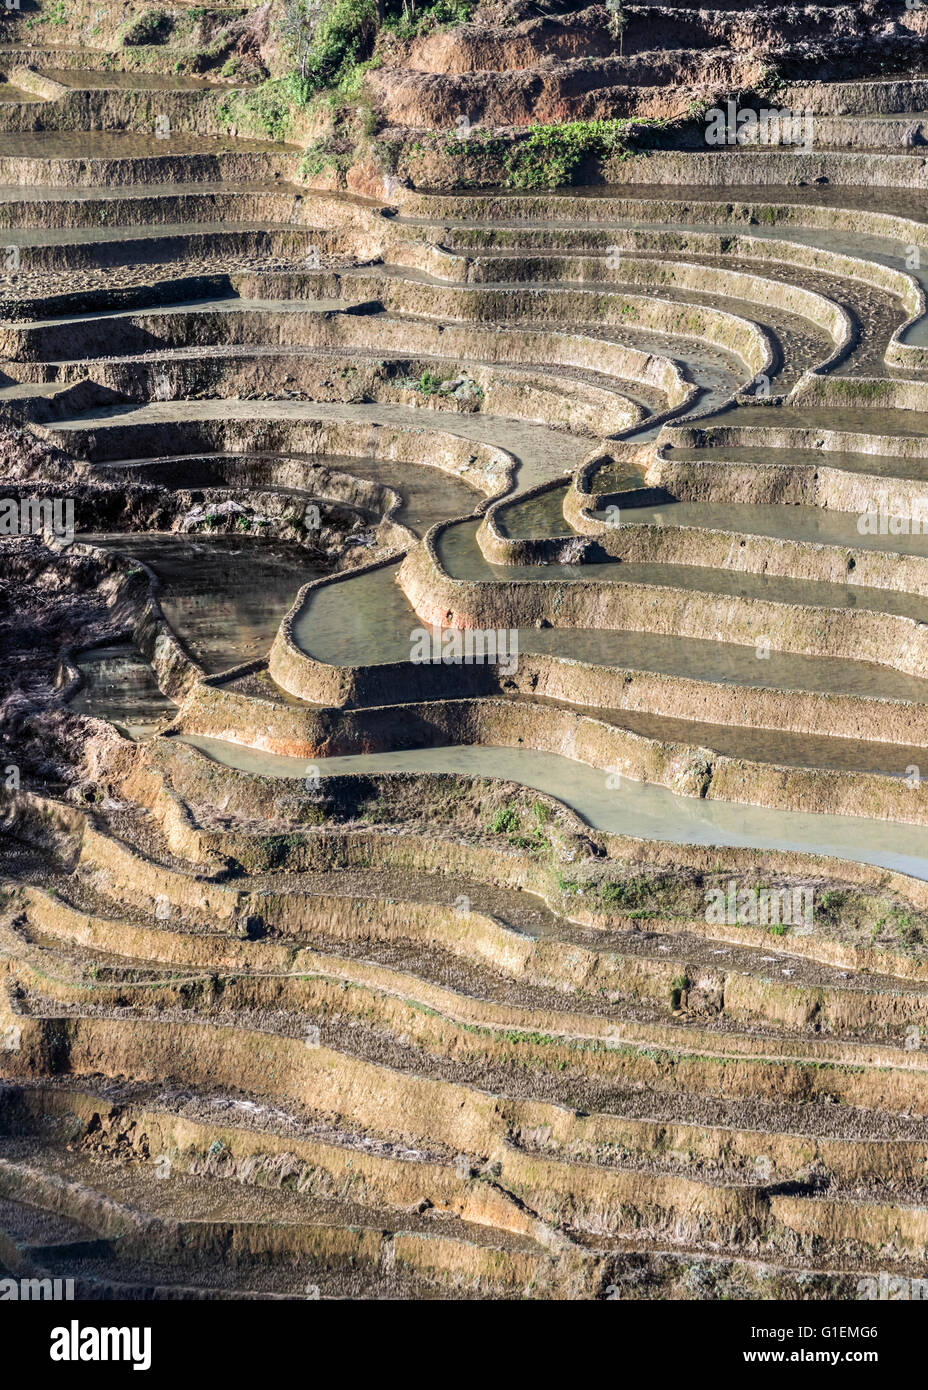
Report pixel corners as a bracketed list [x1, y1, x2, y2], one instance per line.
[486, 801, 550, 852]
[873, 904, 926, 949]
[300, 133, 356, 179]
[414, 369, 445, 396]
[217, 74, 308, 140]
[487, 804, 519, 835]
[400, 367, 482, 399]
[554, 869, 687, 918]
[233, 4, 659, 190]
[505, 118, 650, 188]
[301, 0, 380, 93]
[280, 0, 380, 94]
[382, 0, 476, 41]
[600, 879, 645, 908]
[213, 3, 665, 191]
[757, 66, 789, 99]
[605, 0, 626, 52]
[599, 876, 668, 911]
[431, 118, 658, 190]
[121, 7, 173, 46]
[817, 889, 848, 922]
[276, 0, 473, 112]
[23, 0, 67, 26]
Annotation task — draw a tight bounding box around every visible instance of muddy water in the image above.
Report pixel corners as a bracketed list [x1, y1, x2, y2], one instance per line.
[438, 517, 928, 622]
[501, 482, 928, 555]
[294, 565, 416, 667]
[39, 71, 233, 91]
[408, 190, 928, 348]
[637, 219, 928, 348]
[3, 221, 286, 247]
[70, 642, 177, 738]
[695, 403, 928, 437]
[496, 486, 574, 538]
[462, 214, 928, 350]
[83, 534, 319, 675]
[597, 498, 928, 557]
[296, 558, 928, 706]
[329, 461, 477, 536]
[177, 735, 928, 883]
[0, 180, 301, 203]
[365, 263, 750, 412]
[42, 179, 928, 874]
[0, 85, 41, 105]
[586, 705, 926, 776]
[37, 297, 361, 331]
[97, 452, 482, 538]
[665, 444, 928, 482]
[584, 324, 746, 414]
[523, 626, 928, 703]
[420, 183, 928, 221]
[309, 456, 480, 535]
[633, 219, 928, 349]
[592, 281, 826, 388]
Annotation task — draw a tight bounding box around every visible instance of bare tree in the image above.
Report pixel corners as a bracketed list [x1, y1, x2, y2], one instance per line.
[280, 0, 326, 80]
[607, 0, 626, 56]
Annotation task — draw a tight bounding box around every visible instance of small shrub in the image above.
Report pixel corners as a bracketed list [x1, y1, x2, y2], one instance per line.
[303, 0, 380, 95]
[416, 369, 444, 395]
[382, 0, 475, 40]
[122, 8, 174, 46]
[487, 804, 519, 834]
[502, 119, 638, 190]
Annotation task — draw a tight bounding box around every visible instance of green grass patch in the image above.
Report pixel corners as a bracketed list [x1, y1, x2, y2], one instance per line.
[502, 119, 647, 189]
[381, 0, 476, 41]
[487, 804, 519, 835]
[216, 73, 312, 140]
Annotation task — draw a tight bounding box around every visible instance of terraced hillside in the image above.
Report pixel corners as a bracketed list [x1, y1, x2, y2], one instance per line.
[4, 0, 928, 1304]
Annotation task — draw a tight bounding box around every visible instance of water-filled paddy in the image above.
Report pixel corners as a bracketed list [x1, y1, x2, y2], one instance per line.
[84, 533, 320, 674]
[179, 735, 928, 882]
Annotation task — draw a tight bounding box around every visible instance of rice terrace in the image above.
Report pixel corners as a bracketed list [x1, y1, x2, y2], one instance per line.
[2, 0, 928, 1329]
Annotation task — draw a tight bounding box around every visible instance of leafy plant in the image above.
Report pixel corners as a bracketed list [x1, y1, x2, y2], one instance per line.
[416, 369, 444, 395]
[303, 0, 380, 94]
[217, 74, 308, 140]
[487, 804, 519, 834]
[501, 119, 639, 190]
[817, 889, 848, 922]
[382, 0, 475, 40]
